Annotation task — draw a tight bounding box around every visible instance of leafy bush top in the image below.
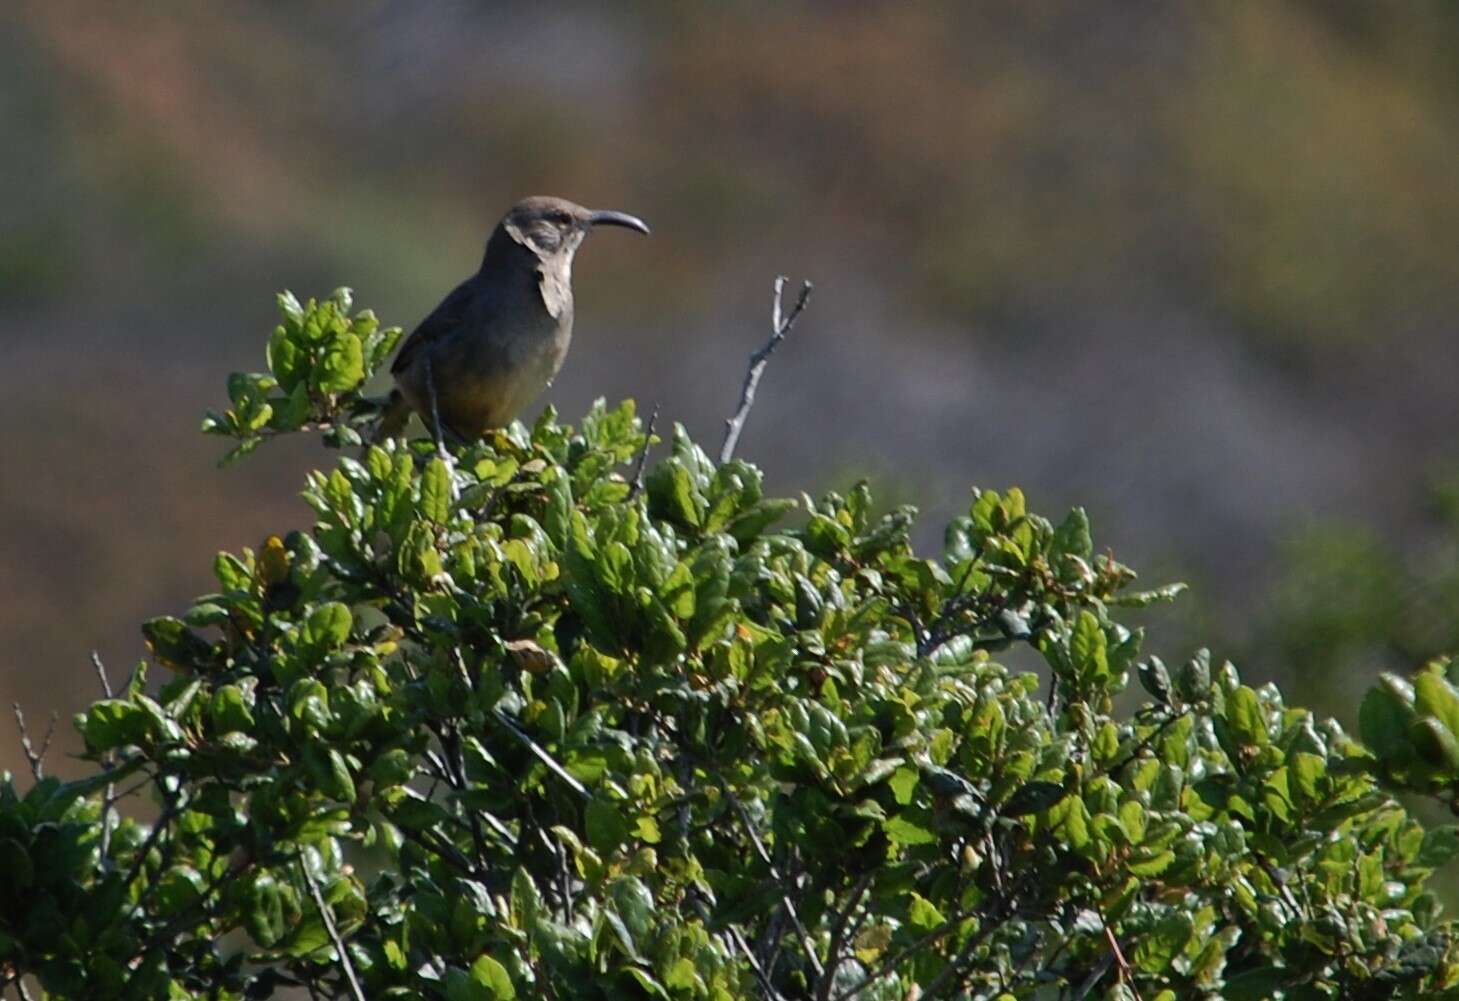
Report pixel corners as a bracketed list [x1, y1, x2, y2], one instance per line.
[3, 290, 1459, 1000]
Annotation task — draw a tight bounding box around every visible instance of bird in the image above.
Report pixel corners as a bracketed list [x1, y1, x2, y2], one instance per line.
[379, 196, 650, 442]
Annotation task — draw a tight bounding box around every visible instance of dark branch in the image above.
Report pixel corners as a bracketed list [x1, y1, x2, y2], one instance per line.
[628, 403, 660, 499]
[490, 709, 590, 800]
[299, 853, 367, 1001]
[720, 276, 813, 464]
[728, 925, 789, 1001]
[727, 794, 824, 979]
[818, 873, 874, 1001]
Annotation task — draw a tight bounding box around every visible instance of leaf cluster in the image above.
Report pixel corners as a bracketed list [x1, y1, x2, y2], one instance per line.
[2, 292, 1458, 1000]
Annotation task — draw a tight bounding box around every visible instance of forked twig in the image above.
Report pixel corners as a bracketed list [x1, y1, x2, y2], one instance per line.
[720, 276, 813, 464]
[12, 705, 55, 781]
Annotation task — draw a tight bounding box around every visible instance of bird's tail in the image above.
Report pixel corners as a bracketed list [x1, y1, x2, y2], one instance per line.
[373, 389, 413, 442]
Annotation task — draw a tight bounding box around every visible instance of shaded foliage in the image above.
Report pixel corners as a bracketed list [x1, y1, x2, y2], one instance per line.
[2, 292, 1459, 999]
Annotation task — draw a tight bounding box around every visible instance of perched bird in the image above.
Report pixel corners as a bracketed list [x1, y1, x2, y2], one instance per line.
[380, 196, 649, 441]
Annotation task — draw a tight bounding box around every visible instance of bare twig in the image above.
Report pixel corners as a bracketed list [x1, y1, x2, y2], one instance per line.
[299, 853, 367, 1001]
[12, 705, 55, 781]
[91, 651, 119, 863]
[628, 403, 660, 499]
[720, 276, 813, 464]
[91, 649, 114, 698]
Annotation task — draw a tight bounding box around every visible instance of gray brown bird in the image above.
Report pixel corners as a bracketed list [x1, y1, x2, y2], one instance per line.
[380, 196, 649, 441]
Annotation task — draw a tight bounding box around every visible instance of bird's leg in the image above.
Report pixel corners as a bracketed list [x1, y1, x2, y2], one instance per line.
[422, 356, 451, 461]
[422, 356, 460, 499]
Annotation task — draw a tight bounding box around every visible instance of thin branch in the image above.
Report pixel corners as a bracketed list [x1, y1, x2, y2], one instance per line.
[1073, 952, 1116, 999]
[720, 276, 813, 464]
[1095, 707, 1191, 781]
[128, 857, 257, 974]
[919, 913, 1003, 1001]
[12, 705, 55, 781]
[727, 794, 824, 979]
[828, 905, 978, 1001]
[627, 403, 660, 499]
[490, 709, 590, 800]
[91, 649, 115, 698]
[424, 725, 517, 851]
[728, 925, 789, 1001]
[1096, 896, 1143, 1001]
[91, 651, 119, 864]
[818, 873, 874, 1001]
[15, 976, 35, 1001]
[120, 799, 182, 913]
[299, 853, 367, 1001]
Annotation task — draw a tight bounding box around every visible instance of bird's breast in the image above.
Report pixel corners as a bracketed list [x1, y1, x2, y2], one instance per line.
[436, 305, 571, 435]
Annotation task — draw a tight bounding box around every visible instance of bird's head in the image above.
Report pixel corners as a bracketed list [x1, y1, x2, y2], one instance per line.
[498, 196, 650, 264]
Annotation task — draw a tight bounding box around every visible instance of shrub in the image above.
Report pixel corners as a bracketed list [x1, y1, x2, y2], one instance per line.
[3, 290, 1459, 1000]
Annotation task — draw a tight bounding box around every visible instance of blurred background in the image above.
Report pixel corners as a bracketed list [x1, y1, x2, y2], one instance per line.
[6, 1, 1459, 776]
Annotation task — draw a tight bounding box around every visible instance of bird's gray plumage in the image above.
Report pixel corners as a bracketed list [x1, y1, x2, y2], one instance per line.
[381, 196, 649, 441]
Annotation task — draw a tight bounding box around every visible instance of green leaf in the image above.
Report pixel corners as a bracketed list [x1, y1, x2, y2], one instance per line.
[585, 797, 630, 853]
[315, 331, 365, 393]
[1288, 751, 1325, 803]
[647, 460, 703, 529]
[1226, 685, 1267, 747]
[210, 684, 256, 733]
[420, 458, 452, 524]
[1360, 682, 1417, 760]
[277, 289, 305, 325]
[1132, 912, 1192, 974]
[906, 892, 944, 931]
[1070, 611, 1108, 686]
[302, 602, 352, 654]
[1418, 826, 1459, 868]
[0, 839, 34, 890]
[446, 954, 515, 1001]
[244, 872, 292, 947]
[1415, 669, 1459, 745]
[267, 324, 306, 391]
[889, 767, 919, 806]
[884, 809, 937, 846]
[1002, 780, 1065, 816]
[1109, 583, 1188, 608]
[1138, 658, 1172, 704]
[304, 745, 357, 803]
[142, 616, 212, 670]
[610, 876, 656, 943]
[1411, 717, 1459, 770]
[1052, 507, 1092, 561]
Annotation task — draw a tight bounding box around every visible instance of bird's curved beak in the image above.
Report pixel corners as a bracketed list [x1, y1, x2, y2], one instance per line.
[587, 209, 650, 235]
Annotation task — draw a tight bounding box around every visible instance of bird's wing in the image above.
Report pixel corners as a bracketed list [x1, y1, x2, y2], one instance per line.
[390, 278, 476, 376]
